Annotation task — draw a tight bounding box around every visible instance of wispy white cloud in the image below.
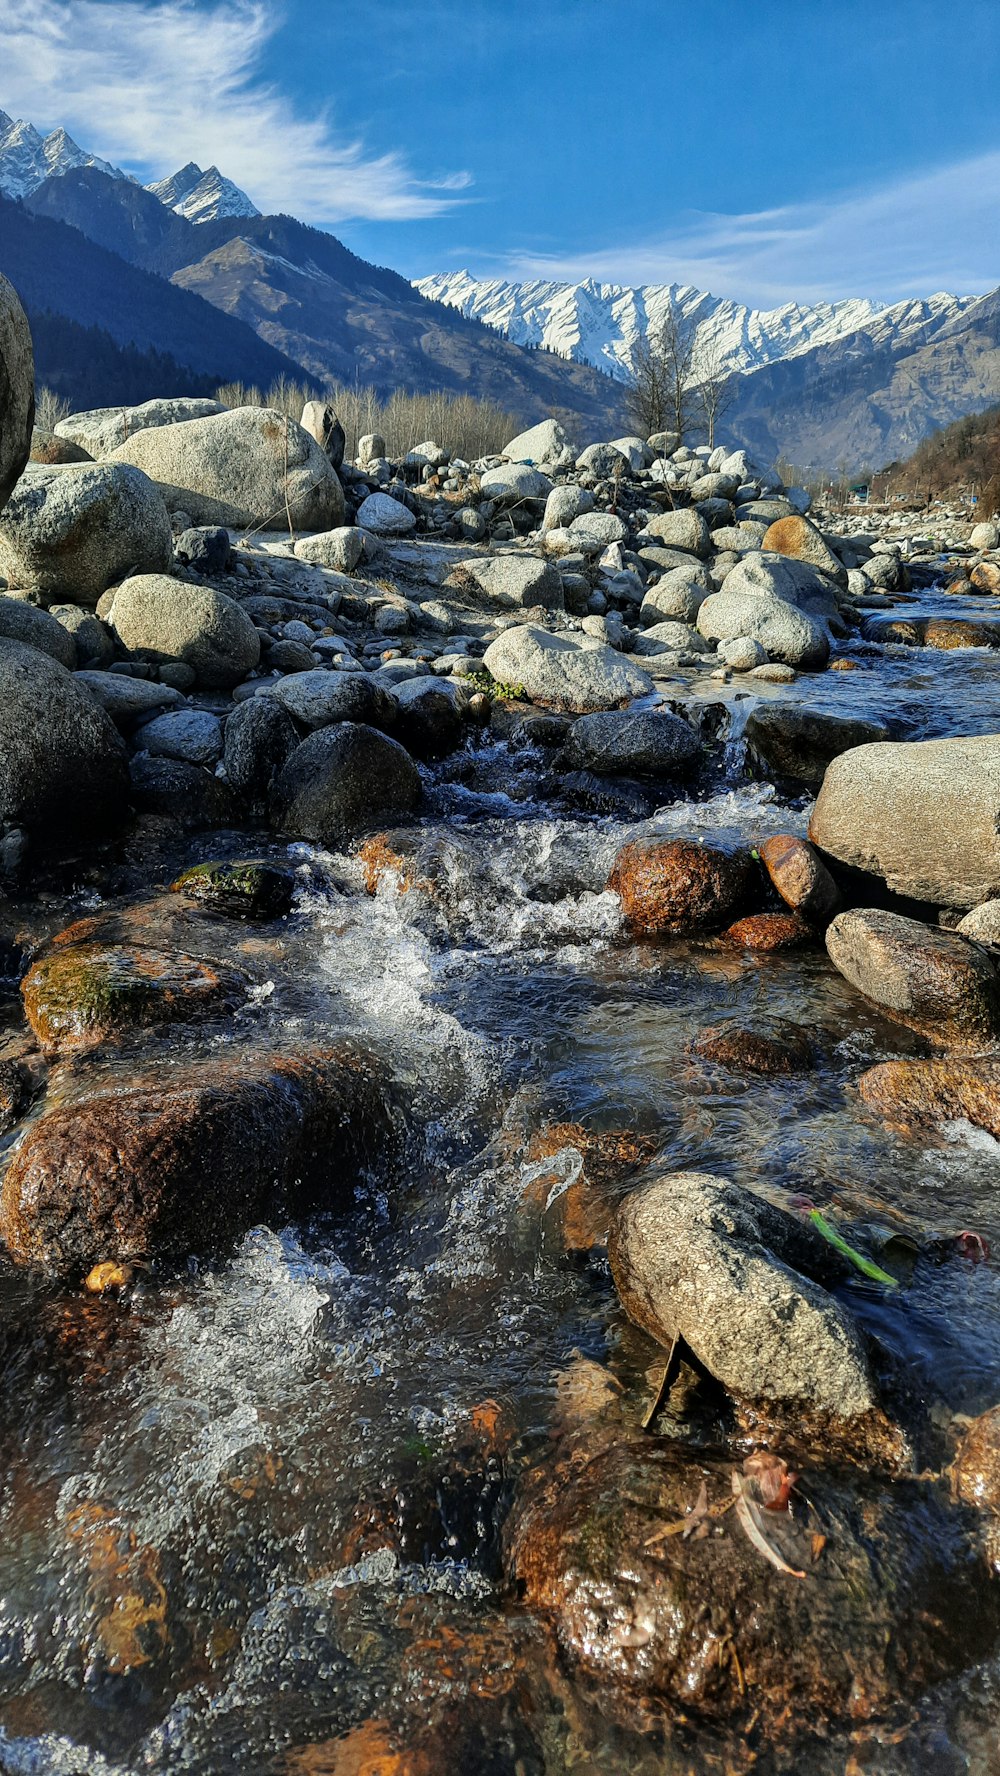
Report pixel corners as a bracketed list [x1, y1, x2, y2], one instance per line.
[0, 0, 471, 222]
[498, 154, 1000, 305]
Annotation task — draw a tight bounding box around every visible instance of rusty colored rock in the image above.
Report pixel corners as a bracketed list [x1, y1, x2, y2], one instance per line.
[607, 838, 752, 935]
[21, 941, 245, 1054]
[0, 1044, 399, 1274]
[693, 1018, 814, 1075]
[759, 833, 840, 923]
[520, 1121, 659, 1250]
[506, 1434, 994, 1727]
[971, 559, 1000, 594]
[760, 514, 847, 585]
[924, 617, 1000, 649]
[857, 1056, 1000, 1140]
[953, 1407, 1000, 1515]
[721, 911, 813, 951]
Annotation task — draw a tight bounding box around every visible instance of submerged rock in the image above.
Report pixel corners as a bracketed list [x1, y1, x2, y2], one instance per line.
[607, 838, 752, 934]
[809, 736, 1000, 907]
[0, 1045, 398, 1274]
[506, 1434, 996, 1727]
[21, 940, 246, 1054]
[721, 910, 813, 950]
[693, 1017, 815, 1074]
[271, 721, 422, 847]
[608, 1172, 883, 1430]
[857, 1056, 1000, 1141]
[826, 908, 1000, 1049]
[953, 1407, 1000, 1515]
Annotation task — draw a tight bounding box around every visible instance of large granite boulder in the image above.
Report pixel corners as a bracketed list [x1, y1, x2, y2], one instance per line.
[482, 625, 653, 712]
[108, 573, 260, 688]
[54, 397, 225, 460]
[0, 463, 172, 604]
[0, 272, 33, 511]
[0, 639, 128, 838]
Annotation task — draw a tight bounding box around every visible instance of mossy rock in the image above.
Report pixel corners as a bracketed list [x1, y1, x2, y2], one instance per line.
[171, 859, 295, 920]
[21, 942, 245, 1054]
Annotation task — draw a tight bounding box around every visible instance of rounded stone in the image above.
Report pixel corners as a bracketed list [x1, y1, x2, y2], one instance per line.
[108, 573, 260, 689]
[0, 463, 173, 604]
[271, 721, 422, 847]
[0, 639, 128, 838]
[607, 837, 752, 934]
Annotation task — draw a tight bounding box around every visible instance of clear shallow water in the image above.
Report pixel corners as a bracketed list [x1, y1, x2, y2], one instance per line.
[0, 640, 999, 1770]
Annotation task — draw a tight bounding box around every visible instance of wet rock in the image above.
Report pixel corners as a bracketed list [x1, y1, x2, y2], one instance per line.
[865, 615, 1000, 649]
[0, 272, 35, 511]
[953, 1407, 1000, 1514]
[693, 1017, 814, 1074]
[506, 1434, 995, 1726]
[391, 677, 463, 761]
[0, 595, 75, 667]
[110, 407, 345, 531]
[271, 721, 422, 847]
[0, 1058, 31, 1133]
[826, 908, 1000, 1049]
[761, 514, 848, 586]
[261, 669, 397, 732]
[108, 573, 260, 689]
[607, 838, 752, 934]
[0, 1044, 398, 1274]
[482, 625, 653, 713]
[451, 553, 563, 610]
[0, 640, 129, 840]
[562, 709, 700, 778]
[809, 736, 1000, 907]
[857, 1056, 1000, 1141]
[609, 1172, 881, 1425]
[746, 706, 888, 785]
[22, 940, 246, 1054]
[759, 834, 840, 923]
[223, 697, 301, 802]
[721, 911, 813, 950]
[0, 463, 173, 604]
[171, 859, 295, 919]
[129, 755, 239, 829]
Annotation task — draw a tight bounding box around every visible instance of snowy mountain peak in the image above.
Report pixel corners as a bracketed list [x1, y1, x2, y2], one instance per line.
[0, 111, 126, 200]
[146, 162, 260, 223]
[414, 270, 973, 387]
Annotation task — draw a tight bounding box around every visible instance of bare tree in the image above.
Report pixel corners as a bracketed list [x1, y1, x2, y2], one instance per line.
[692, 337, 736, 448]
[625, 301, 697, 443]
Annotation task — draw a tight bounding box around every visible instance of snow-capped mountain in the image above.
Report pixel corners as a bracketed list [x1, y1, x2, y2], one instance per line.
[146, 162, 259, 224]
[0, 111, 127, 200]
[414, 271, 975, 386]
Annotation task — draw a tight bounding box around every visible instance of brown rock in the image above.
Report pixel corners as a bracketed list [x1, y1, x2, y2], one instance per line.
[693, 1017, 814, 1075]
[759, 833, 840, 923]
[506, 1435, 993, 1727]
[971, 560, 1000, 593]
[760, 513, 847, 586]
[520, 1122, 659, 1250]
[721, 911, 813, 950]
[857, 1056, 1000, 1140]
[953, 1407, 1000, 1514]
[0, 1044, 399, 1274]
[607, 838, 752, 934]
[924, 617, 1000, 649]
[826, 908, 1000, 1049]
[21, 941, 245, 1054]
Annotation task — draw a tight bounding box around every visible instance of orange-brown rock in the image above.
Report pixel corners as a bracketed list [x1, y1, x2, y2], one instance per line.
[953, 1407, 1000, 1515]
[923, 617, 1000, 649]
[971, 559, 1000, 593]
[21, 941, 245, 1054]
[0, 1044, 400, 1274]
[857, 1056, 1000, 1139]
[759, 514, 847, 585]
[759, 833, 840, 923]
[607, 837, 752, 934]
[520, 1122, 659, 1249]
[283, 1720, 432, 1776]
[506, 1434, 994, 1727]
[693, 1017, 814, 1075]
[721, 910, 813, 950]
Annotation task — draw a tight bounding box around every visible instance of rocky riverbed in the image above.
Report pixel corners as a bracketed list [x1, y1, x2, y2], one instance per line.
[2, 275, 1000, 1772]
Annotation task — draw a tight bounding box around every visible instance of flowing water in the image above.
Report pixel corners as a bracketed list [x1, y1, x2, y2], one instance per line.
[0, 602, 999, 1773]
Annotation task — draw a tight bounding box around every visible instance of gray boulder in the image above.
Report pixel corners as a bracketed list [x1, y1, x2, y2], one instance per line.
[826, 908, 1000, 1050]
[54, 397, 225, 460]
[644, 509, 710, 557]
[50, 605, 113, 668]
[567, 511, 627, 551]
[391, 676, 463, 760]
[293, 527, 365, 573]
[478, 462, 552, 504]
[271, 721, 421, 846]
[454, 554, 563, 609]
[809, 736, 1000, 907]
[483, 625, 653, 711]
[0, 272, 34, 511]
[542, 484, 592, 531]
[0, 597, 76, 667]
[0, 463, 172, 604]
[139, 708, 224, 766]
[74, 672, 182, 721]
[0, 639, 128, 837]
[719, 552, 842, 622]
[576, 442, 628, 477]
[108, 573, 260, 689]
[697, 589, 831, 668]
[109, 408, 345, 532]
[639, 569, 708, 625]
[261, 669, 396, 731]
[299, 400, 345, 470]
[503, 419, 572, 467]
[609, 1172, 879, 1424]
[223, 697, 299, 801]
[563, 709, 700, 777]
[355, 493, 416, 535]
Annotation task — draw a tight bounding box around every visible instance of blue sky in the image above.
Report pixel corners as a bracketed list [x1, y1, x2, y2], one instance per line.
[3, 0, 1000, 305]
